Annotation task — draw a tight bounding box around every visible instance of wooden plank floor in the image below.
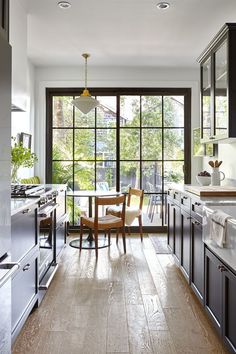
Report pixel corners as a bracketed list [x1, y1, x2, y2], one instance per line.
[13, 235, 229, 354]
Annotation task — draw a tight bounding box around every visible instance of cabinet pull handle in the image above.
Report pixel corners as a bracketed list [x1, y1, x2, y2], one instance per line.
[193, 221, 200, 225]
[209, 136, 215, 140]
[187, 216, 192, 220]
[23, 264, 30, 271]
[22, 208, 31, 214]
[194, 202, 201, 206]
[175, 192, 179, 195]
[171, 204, 175, 206]
[183, 196, 188, 200]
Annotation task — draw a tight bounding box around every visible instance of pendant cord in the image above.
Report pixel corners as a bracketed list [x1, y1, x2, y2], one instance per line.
[84, 56, 87, 89]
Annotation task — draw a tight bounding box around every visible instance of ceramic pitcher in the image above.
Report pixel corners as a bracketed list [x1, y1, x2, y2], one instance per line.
[211, 167, 225, 186]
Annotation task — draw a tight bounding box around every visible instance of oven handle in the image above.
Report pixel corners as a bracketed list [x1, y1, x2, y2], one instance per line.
[0, 263, 20, 288]
[38, 203, 59, 218]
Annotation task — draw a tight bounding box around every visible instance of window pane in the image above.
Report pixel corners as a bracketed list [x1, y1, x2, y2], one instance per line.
[142, 129, 162, 160]
[163, 129, 184, 160]
[164, 161, 184, 191]
[75, 109, 95, 127]
[202, 58, 211, 140]
[96, 129, 116, 160]
[97, 96, 117, 127]
[74, 162, 95, 190]
[120, 96, 140, 127]
[164, 96, 184, 127]
[74, 129, 95, 160]
[142, 96, 162, 127]
[120, 129, 140, 160]
[143, 194, 164, 226]
[52, 161, 73, 185]
[53, 96, 73, 127]
[52, 129, 73, 160]
[142, 162, 162, 193]
[120, 161, 140, 192]
[96, 161, 116, 191]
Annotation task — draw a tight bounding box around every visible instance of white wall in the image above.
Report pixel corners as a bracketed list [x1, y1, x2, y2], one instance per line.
[34, 65, 202, 183]
[10, 0, 36, 179]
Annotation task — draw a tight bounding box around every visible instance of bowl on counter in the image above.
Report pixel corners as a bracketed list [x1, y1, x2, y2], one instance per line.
[196, 175, 211, 186]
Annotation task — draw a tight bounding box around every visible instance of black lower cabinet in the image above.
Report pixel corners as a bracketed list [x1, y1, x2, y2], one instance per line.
[11, 249, 38, 342]
[205, 248, 236, 353]
[167, 200, 175, 252]
[174, 205, 181, 264]
[180, 209, 191, 281]
[205, 248, 222, 333]
[191, 219, 204, 303]
[223, 266, 236, 352]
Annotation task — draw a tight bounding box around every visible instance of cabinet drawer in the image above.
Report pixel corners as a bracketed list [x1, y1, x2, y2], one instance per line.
[11, 205, 37, 262]
[181, 193, 191, 211]
[12, 252, 38, 333]
[191, 199, 203, 222]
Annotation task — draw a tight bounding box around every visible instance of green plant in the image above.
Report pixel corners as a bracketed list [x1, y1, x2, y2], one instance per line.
[11, 137, 38, 182]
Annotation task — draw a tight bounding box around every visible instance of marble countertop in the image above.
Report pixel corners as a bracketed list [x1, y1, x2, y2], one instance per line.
[168, 183, 236, 203]
[11, 198, 40, 216]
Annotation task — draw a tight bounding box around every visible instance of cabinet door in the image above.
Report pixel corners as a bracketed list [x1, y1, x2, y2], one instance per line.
[222, 267, 236, 352]
[55, 217, 66, 259]
[205, 248, 223, 333]
[12, 206, 38, 262]
[201, 57, 212, 141]
[174, 205, 181, 264]
[12, 252, 38, 334]
[214, 40, 228, 138]
[167, 201, 174, 252]
[191, 220, 204, 303]
[181, 209, 191, 281]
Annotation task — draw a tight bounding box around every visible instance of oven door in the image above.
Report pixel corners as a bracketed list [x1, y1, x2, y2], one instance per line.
[38, 202, 58, 282]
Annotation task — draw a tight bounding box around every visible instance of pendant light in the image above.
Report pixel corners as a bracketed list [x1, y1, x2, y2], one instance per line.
[72, 53, 99, 114]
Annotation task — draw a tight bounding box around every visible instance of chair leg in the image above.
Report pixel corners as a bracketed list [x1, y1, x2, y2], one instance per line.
[138, 215, 143, 242]
[79, 220, 83, 250]
[108, 229, 111, 245]
[116, 228, 119, 243]
[122, 226, 126, 253]
[94, 229, 98, 258]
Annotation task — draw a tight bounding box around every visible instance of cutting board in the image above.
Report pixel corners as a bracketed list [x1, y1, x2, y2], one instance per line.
[185, 185, 236, 197]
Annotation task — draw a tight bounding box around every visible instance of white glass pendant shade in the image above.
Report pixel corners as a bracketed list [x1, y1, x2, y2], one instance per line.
[72, 95, 99, 114]
[72, 53, 100, 114]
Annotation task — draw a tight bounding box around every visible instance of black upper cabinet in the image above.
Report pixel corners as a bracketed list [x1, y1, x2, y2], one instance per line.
[199, 23, 236, 143]
[0, 0, 9, 41]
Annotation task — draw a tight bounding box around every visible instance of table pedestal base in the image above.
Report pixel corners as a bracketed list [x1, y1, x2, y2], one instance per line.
[69, 237, 110, 250]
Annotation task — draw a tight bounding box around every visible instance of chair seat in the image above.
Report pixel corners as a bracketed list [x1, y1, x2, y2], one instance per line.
[107, 206, 141, 226]
[81, 214, 123, 230]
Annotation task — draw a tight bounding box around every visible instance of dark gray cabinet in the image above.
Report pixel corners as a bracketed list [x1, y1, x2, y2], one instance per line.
[191, 219, 204, 303]
[12, 206, 38, 262]
[205, 248, 236, 353]
[11, 250, 38, 341]
[167, 193, 181, 264]
[11, 204, 39, 343]
[181, 209, 191, 281]
[167, 197, 174, 252]
[0, 0, 9, 40]
[199, 23, 236, 143]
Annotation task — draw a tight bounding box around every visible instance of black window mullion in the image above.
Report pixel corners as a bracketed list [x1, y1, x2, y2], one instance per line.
[116, 95, 120, 192]
[72, 98, 75, 225]
[140, 95, 142, 190]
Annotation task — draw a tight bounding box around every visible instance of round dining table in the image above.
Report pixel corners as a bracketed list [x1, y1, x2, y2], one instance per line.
[67, 190, 121, 249]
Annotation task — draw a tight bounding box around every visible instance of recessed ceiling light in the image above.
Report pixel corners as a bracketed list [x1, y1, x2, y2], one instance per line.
[58, 1, 71, 9]
[156, 2, 170, 10]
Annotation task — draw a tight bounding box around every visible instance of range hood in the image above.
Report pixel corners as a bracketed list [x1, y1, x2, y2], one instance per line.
[11, 104, 25, 112]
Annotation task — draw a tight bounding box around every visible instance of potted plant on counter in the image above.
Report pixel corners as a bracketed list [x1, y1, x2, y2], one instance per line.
[11, 137, 38, 183]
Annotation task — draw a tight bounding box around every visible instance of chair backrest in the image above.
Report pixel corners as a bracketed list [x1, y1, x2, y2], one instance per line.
[127, 187, 144, 210]
[94, 195, 126, 225]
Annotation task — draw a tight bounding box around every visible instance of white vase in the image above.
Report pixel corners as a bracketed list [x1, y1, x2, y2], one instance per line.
[211, 167, 225, 186]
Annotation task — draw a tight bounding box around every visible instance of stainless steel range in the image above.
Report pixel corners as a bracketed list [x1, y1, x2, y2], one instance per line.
[11, 184, 61, 302]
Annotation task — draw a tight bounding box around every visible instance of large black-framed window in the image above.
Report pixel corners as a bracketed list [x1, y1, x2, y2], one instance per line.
[46, 87, 191, 231]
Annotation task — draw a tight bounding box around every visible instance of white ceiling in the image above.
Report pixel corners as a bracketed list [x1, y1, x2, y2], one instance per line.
[26, 0, 236, 68]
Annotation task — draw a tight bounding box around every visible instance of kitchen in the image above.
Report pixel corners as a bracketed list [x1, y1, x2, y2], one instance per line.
[1, 0, 236, 353]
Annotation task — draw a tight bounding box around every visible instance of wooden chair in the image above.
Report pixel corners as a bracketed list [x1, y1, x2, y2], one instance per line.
[106, 187, 144, 241]
[80, 195, 126, 258]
